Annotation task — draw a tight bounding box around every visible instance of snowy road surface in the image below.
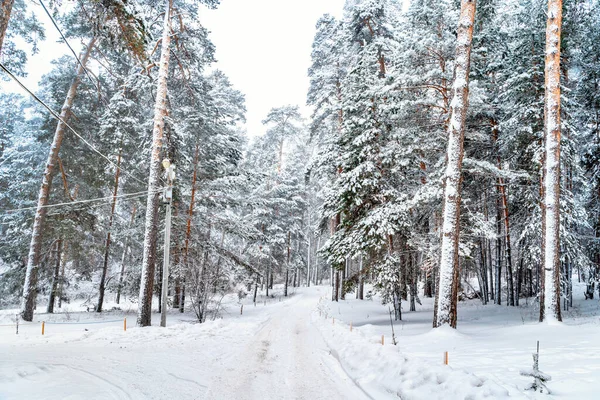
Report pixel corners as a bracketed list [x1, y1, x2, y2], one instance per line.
[204, 293, 370, 400]
[0, 288, 369, 400]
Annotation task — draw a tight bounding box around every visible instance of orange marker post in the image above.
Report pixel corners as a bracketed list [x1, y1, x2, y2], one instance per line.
[444, 351, 449, 365]
[124, 318, 127, 332]
[41, 321, 45, 335]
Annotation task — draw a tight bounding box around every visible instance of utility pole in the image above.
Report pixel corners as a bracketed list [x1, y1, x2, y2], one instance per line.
[161, 159, 175, 327]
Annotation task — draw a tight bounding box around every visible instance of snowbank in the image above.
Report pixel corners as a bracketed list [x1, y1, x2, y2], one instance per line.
[313, 299, 510, 400]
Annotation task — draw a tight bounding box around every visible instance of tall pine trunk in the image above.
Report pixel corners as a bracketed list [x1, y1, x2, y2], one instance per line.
[137, 0, 173, 327]
[97, 149, 122, 312]
[0, 0, 15, 52]
[435, 0, 477, 329]
[21, 36, 97, 321]
[540, 0, 563, 323]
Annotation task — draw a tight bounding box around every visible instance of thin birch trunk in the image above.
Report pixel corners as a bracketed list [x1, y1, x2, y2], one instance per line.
[137, 0, 173, 327]
[21, 36, 97, 321]
[97, 149, 122, 312]
[0, 0, 15, 53]
[540, 0, 563, 323]
[435, 0, 477, 329]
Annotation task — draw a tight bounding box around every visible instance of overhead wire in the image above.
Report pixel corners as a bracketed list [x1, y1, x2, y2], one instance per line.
[37, 0, 108, 106]
[0, 62, 147, 186]
[0, 188, 165, 215]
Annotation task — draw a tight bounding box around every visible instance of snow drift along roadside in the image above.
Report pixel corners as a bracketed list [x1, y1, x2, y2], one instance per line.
[312, 301, 512, 400]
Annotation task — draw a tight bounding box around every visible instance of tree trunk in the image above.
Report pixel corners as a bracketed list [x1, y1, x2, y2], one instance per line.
[516, 257, 523, 306]
[410, 254, 417, 311]
[478, 240, 488, 304]
[266, 264, 270, 297]
[306, 225, 311, 287]
[493, 123, 515, 306]
[315, 235, 321, 285]
[284, 232, 291, 296]
[47, 239, 62, 313]
[137, 0, 173, 327]
[495, 199, 503, 305]
[340, 258, 346, 300]
[97, 150, 122, 312]
[116, 205, 136, 304]
[358, 255, 364, 300]
[157, 258, 163, 314]
[180, 143, 200, 312]
[540, 0, 563, 323]
[435, 0, 477, 329]
[57, 241, 67, 309]
[0, 0, 15, 53]
[393, 289, 402, 320]
[334, 271, 339, 302]
[253, 273, 259, 304]
[483, 189, 494, 302]
[20, 36, 97, 321]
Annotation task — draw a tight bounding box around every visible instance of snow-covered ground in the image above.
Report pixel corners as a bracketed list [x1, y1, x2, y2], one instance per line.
[1, 283, 599, 399]
[314, 282, 600, 399]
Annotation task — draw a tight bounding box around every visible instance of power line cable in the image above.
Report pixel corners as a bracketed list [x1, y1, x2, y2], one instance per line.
[0, 62, 147, 186]
[0, 188, 165, 215]
[37, 0, 108, 106]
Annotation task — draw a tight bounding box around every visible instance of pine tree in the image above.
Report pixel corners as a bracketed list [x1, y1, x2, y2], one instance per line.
[540, 0, 563, 323]
[435, 0, 477, 329]
[21, 36, 97, 321]
[0, 0, 15, 51]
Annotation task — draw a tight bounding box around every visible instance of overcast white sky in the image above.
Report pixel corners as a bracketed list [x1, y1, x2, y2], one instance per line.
[7, 0, 347, 137]
[199, 0, 346, 136]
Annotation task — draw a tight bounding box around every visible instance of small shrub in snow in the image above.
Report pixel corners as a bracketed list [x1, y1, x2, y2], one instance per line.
[520, 343, 551, 394]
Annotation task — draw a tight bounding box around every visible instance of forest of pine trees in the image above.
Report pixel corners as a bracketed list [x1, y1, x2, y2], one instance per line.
[1, 0, 600, 330]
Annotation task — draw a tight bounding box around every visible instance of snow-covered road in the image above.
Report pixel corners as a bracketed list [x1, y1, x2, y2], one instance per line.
[0, 288, 368, 400]
[204, 292, 370, 400]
